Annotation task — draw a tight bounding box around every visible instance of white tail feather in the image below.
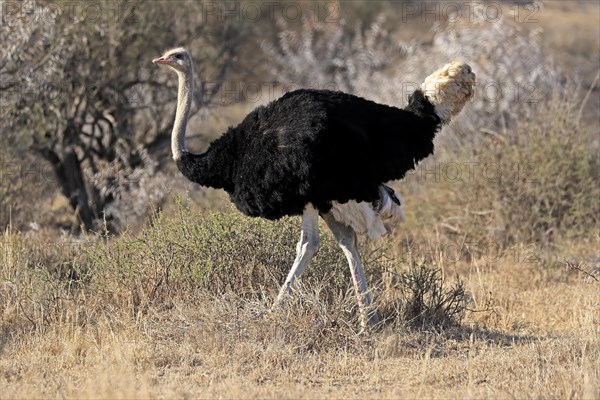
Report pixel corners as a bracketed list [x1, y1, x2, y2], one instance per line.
[330, 186, 405, 240]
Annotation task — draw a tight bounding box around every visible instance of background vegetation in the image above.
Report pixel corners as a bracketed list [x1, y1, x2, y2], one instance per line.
[0, 0, 598, 398]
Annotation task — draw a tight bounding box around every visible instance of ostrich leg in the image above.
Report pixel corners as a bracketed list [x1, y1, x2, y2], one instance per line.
[275, 204, 320, 305]
[322, 213, 380, 329]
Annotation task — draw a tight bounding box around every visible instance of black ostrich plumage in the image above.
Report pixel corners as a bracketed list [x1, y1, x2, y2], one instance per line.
[176, 88, 441, 220]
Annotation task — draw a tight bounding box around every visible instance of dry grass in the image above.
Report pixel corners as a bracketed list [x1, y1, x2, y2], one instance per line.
[1, 202, 598, 399]
[538, 2, 600, 124]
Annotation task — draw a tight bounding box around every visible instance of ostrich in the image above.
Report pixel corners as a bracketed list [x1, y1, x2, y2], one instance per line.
[153, 47, 475, 327]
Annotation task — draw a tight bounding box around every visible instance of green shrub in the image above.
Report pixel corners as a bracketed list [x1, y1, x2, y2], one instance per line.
[487, 99, 600, 246]
[82, 201, 352, 314]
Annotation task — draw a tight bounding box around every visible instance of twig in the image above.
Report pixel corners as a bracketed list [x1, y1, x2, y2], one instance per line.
[564, 259, 599, 283]
[18, 299, 37, 330]
[481, 128, 508, 145]
[576, 70, 599, 124]
[465, 306, 497, 315]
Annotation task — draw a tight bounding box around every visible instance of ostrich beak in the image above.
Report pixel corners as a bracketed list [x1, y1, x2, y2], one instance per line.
[152, 56, 173, 65]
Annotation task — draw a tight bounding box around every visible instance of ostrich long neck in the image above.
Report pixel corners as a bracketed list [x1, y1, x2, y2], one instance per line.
[172, 67, 194, 160]
[170, 65, 233, 192]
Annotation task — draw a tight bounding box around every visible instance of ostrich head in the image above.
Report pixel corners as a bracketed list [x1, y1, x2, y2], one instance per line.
[152, 47, 192, 74]
[420, 61, 476, 124]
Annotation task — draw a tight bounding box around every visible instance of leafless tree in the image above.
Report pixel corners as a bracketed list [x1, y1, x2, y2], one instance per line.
[1, 0, 246, 232]
[264, 2, 562, 144]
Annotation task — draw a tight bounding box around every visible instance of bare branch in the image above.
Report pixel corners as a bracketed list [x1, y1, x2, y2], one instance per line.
[565, 259, 599, 283]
